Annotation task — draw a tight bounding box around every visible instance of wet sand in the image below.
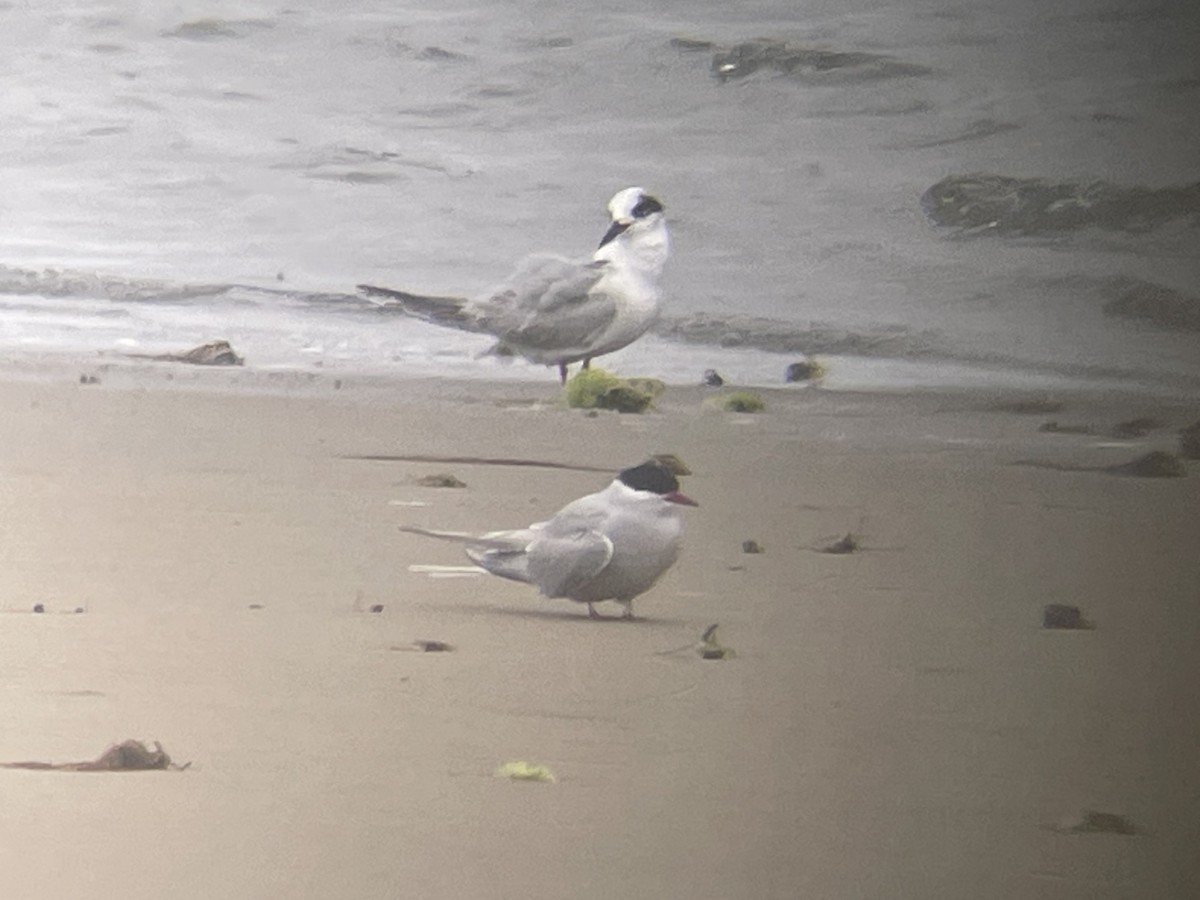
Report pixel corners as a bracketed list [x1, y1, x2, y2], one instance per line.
[1, 363, 1197, 899]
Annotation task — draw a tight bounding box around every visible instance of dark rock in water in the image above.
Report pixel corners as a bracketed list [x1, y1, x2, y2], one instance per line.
[415, 473, 467, 488]
[1101, 278, 1200, 333]
[1110, 417, 1165, 439]
[1043, 604, 1092, 630]
[704, 38, 931, 84]
[1107, 451, 1186, 478]
[921, 174, 1200, 235]
[742, 540, 764, 554]
[784, 359, 820, 382]
[369, 604, 384, 614]
[702, 368, 725, 387]
[1039, 421, 1093, 435]
[1181, 421, 1200, 459]
[33, 603, 45, 614]
[823, 533, 860, 554]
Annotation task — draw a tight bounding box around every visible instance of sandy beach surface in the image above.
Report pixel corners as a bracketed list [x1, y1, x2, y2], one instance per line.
[1, 360, 1198, 900]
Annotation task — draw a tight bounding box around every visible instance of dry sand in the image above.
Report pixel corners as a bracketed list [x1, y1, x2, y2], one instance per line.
[1, 361, 1198, 899]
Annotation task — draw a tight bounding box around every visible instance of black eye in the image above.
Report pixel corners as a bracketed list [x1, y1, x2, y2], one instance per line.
[618, 460, 678, 495]
[631, 195, 664, 219]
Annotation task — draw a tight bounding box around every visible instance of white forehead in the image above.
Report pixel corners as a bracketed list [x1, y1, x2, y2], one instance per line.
[607, 186, 645, 221]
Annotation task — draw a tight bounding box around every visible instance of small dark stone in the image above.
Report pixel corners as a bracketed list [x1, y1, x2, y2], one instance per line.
[742, 540, 764, 554]
[415, 640, 453, 652]
[32, 603, 45, 614]
[369, 604, 384, 614]
[248, 603, 264, 610]
[79, 374, 101, 385]
[1181, 420, 1200, 459]
[73, 607, 85, 614]
[1043, 604, 1092, 630]
[822, 533, 860, 554]
[784, 360, 819, 382]
[1107, 450, 1186, 478]
[702, 368, 725, 387]
[415, 473, 467, 488]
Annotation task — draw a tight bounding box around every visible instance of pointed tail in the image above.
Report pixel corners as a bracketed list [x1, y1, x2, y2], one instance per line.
[357, 284, 479, 331]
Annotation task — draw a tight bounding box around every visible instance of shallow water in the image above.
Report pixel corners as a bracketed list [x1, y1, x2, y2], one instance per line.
[1, 0, 1197, 393]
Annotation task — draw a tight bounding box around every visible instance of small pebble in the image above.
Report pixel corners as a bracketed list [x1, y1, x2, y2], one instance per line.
[33, 603, 45, 614]
[822, 533, 860, 554]
[742, 540, 764, 554]
[702, 368, 725, 387]
[369, 604, 384, 614]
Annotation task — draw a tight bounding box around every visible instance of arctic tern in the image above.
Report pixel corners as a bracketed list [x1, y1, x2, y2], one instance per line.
[400, 459, 696, 619]
[358, 187, 670, 383]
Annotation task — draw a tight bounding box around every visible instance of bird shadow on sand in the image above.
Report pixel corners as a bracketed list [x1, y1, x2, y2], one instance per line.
[419, 601, 685, 628]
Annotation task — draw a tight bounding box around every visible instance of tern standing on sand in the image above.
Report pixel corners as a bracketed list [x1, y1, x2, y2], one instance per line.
[358, 187, 670, 383]
[400, 459, 696, 619]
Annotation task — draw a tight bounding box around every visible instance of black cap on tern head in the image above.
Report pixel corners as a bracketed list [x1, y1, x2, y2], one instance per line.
[598, 188, 666, 248]
[617, 459, 680, 495]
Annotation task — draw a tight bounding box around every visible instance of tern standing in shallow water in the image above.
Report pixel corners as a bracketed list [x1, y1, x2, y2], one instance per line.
[358, 187, 670, 383]
[400, 459, 696, 619]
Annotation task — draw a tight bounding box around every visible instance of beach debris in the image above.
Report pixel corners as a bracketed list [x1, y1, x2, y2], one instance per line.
[702, 368, 725, 386]
[1110, 417, 1165, 439]
[1051, 810, 1137, 836]
[392, 639, 455, 653]
[0, 740, 189, 772]
[32, 603, 45, 614]
[651, 453, 692, 476]
[564, 369, 655, 413]
[1180, 421, 1200, 459]
[1038, 421, 1093, 435]
[248, 603, 264, 610]
[79, 374, 101, 385]
[698, 623, 735, 660]
[414, 473, 467, 488]
[495, 760, 556, 783]
[369, 604, 385, 614]
[1106, 450, 1186, 478]
[711, 390, 765, 413]
[923, 177, 1200, 237]
[74, 607, 85, 614]
[685, 37, 931, 84]
[1042, 604, 1093, 630]
[784, 357, 824, 383]
[742, 539, 764, 554]
[822, 533, 860, 554]
[149, 340, 244, 366]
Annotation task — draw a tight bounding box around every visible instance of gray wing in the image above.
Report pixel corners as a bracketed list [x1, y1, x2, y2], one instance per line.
[468, 254, 616, 353]
[526, 529, 614, 598]
[523, 495, 615, 597]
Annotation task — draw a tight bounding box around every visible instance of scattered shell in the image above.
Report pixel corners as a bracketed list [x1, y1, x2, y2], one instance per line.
[651, 453, 692, 476]
[495, 760, 556, 782]
[822, 533, 860, 554]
